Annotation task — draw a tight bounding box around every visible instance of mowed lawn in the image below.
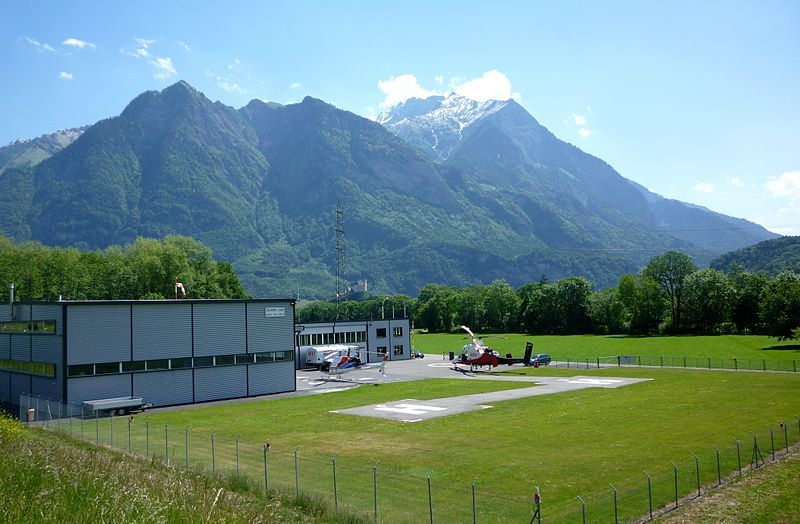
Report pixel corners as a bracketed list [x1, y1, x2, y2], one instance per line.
[83, 365, 800, 523]
[413, 332, 800, 363]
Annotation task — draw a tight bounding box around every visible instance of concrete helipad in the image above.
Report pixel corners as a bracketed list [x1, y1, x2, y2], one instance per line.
[331, 375, 649, 422]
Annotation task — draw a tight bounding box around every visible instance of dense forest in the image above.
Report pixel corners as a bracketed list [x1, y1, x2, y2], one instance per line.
[0, 234, 245, 301]
[299, 251, 800, 341]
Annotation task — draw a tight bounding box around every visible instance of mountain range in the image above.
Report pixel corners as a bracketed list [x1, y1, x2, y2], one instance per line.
[0, 81, 777, 297]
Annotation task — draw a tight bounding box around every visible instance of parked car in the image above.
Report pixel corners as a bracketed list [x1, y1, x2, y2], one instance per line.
[531, 353, 552, 366]
[411, 350, 425, 359]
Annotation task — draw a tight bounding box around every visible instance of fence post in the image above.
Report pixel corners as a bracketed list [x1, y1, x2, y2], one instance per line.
[793, 360, 796, 373]
[692, 453, 701, 497]
[128, 416, 132, 453]
[617, 355, 620, 367]
[263, 442, 270, 495]
[95, 410, 99, 445]
[734, 438, 741, 474]
[782, 422, 789, 452]
[638, 355, 641, 367]
[236, 438, 240, 477]
[762, 359, 766, 372]
[373, 464, 378, 523]
[683, 356, 687, 368]
[58, 402, 62, 430]
[185, 427, 189, 468]
[333, 456, 338, 513]
[708, 357, 711, 369]
[211, 433, 215, 472]
[769, 426, 775, 461]
[596, 357, 600, 369]
[146, 418, 149, 457]
[68, 404, 72, 435]
[660, 356, 663, 368]
[472, 479, 477, 524]
[714, 446, 721, 485]
[734, 358, 737, 371]
[671, 461, 678, 508]
[645, 471, 653, 520]
[294, 447, 301, 497]
[110, 413, 114, 447]
[80, 407, 84, 438]
[577, 495, 586, 524]
[751, 433, 764, 468]
[427, 473, 433, 524]
[165, 424, 169, 465]
[610, 483, 618, 524]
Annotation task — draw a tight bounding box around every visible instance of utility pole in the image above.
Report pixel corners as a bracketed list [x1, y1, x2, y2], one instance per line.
[334, 202, 345, 321]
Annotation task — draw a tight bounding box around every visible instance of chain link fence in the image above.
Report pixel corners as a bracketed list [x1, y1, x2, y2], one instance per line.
[550, 355, 798, 373]
[18, 393, 800, 522]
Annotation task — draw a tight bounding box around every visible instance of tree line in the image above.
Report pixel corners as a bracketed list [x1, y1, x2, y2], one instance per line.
[299, 251, 800, 341]
[0, 234, 245, 301]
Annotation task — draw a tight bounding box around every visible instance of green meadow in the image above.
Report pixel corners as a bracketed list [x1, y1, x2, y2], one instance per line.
[71, 364, 800, 523]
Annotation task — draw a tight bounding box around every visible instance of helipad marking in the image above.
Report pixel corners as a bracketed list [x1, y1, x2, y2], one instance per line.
[559, 378, 624, 386]
[374, 403, 448, 415]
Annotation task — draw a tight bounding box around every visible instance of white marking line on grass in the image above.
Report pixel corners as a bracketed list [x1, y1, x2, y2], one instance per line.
[374, 403, 448, 416]
[559, 378, 623, 386]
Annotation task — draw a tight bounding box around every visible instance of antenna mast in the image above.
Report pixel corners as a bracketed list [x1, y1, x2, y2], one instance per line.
[334, 202, 346, 320]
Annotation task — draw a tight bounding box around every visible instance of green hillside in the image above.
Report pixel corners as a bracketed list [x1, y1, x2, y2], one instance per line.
[711, 235, 800, 274]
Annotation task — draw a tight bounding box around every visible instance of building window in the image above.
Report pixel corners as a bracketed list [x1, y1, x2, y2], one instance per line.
[393, 345, 404, 355]
[0, 320, 56, 334]
[146, 359, 169, 371]
[377, 346, 387, 355]
[171, 357, 193, 369]
[215, 355, 235, 366]
[393, 327, 403, 337]
[357, 331, 366, 342]
[2, 358, 56, 378]
[67, 364, 94, 377]
[95, 362, 120, 375]
[194, 356, 214, 368]
[376, 328, 387, 338]
[122, 361, 146, 373]
[235, 353, 254, 364]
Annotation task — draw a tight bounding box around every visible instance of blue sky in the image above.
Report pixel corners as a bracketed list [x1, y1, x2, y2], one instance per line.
[3, 1, 798, 234]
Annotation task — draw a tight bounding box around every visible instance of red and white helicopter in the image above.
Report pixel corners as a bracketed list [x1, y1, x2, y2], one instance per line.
[452, 325, 534, 371]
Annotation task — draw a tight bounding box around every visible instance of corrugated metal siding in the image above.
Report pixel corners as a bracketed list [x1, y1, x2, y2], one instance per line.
[67, 305, 131, 365]
[32, 336, 62, 364]
[13, 304, 31, 322]
[247, 301, 294, 353]
[0, 371, 10, 402]
[193, 303, 246, 357]
[0, 304, 9, 322]
[11, 335, 29, 360]
[68, 375, 132, 404]
[32, 304, 64, 335]
[132, 303, 192, 360]
[194, 366, 246, 402]
[133, 370, 193, 407]
[248, 361, 295, 396]
[10, 374, 30, 406]
[0, 334, 9, 358]
[31, 376, 61, 402]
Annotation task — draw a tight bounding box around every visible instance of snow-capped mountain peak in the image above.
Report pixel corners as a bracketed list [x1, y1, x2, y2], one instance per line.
[377, 94, 511, 161]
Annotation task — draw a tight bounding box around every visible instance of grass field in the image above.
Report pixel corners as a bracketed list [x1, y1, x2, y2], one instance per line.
[414, 332, 800, 363]
[66, 363, 800, 523]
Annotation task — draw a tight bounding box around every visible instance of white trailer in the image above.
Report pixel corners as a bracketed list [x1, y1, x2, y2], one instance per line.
[83, 397, 149, 416]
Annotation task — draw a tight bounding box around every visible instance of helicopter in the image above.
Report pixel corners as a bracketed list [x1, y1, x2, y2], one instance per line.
[453, 325, 534, 371]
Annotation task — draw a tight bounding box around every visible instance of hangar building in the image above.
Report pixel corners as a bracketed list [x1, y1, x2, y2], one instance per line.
[295, 318, 411, 368]
[0, 298, 296, 411]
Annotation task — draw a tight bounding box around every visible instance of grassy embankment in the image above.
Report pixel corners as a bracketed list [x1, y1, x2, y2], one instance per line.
[0, 411, 359, 523]
[79, 365, 800, 522]
[414, 332, 800, 369]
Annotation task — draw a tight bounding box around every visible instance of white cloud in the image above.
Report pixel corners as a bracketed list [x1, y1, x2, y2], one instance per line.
[228, 58, 242, 73]
[571, 114, 587, 126]
[122, 38, 155, 58]
[365, 106, 377, 121]
[178, 41, 191, 52]
[290, 82, 302, 89]
[693, 182, 715, 193]
[219, 81, 245, 93]
[453, 70, 521, 102]
[58, 71, 73, 80]
[21, 36, 56, 52]
[151, 57, 177, 80]
[378, 74, 439, 108]
[62, 38, 96, 50]
[728, 176, 744, 187]
[766, 171, 800, 207]
[434, 75, 444, 85]
[578, 128, 592, 138]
